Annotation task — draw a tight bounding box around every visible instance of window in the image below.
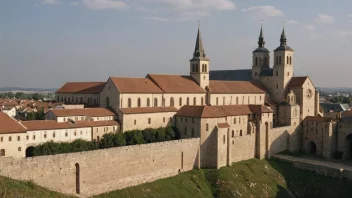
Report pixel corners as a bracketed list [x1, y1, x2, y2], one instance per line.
[205, 64, 207, 72]
[147, 98, 150, 107]
[26, 136, 29, 140]
[137, 98, 141, 107]
[187, 97, 190, 105]
[236, 97, 239, 104]
[239, 118, 241, 123]
[290, 56, 292, 64]
[276, 56, 278, 65]
[248, 97, 250, 104]
[181, 117, 183, 122]
[179, 98, 182, 106]
[287, 72, 289, 76]
[18, 147, 21, 151]
[163, 117, 165, 123]
[80, 131, 82, 135]
[255, 57, 258, 66]
[260, 96, 262, 101]
[170, 97, 174, 107]
[193, 97, 196, 105]
[148, 118, 151, 124]
[184, 127, 187, 136]
[216, 97, 219, 105]
[206, 124, 209, 131]
[8, 136, 11, 142]
[192, 128, 195, 137]
[154, 98, 158, 107]
[232, 130, 234, 137]
[223, 97, 225, 105]
[53, 132, 56, 138]
[65, 133, 68, 137]
[0, 137, 2, 142]
[33, 135, 36, 140]
[233, 118, 236, 124]
[287, 56, 289, 64]
[240, 130, 243, 136]
[74, 132, 77, 136]
[264, 57, 267, 65]
[44, 134, 47, 139]
[0, 149, 5, 156]
[279, 56, 282, 64]
[128, 98, 132, 108]
[223, 135, 225, 144]
[201, 97, 204, 105]
[134, 120, 136, 125]
[276, 84, 278, 89]
[276, 71, 278, 76]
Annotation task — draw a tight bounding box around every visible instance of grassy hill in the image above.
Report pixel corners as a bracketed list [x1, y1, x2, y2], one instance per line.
[0, 159, 351, 198]
[95, 159, 352, 198]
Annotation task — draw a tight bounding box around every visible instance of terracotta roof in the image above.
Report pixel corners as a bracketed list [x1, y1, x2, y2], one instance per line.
[287, 77, 308, 88]
[49, 108, 116, 117]
[305, 116, 332, 122]
[147, 74, 206, 93]
[217, 122, 230, 128]
[110, 77, 163, 93]
[176, 106, 227, 118]
[120, 107, 178, 114]
[342, 110, 352, 118]
[0, 112, 26, 134]
[22, 120, 119, 131]
[176, 105, 272, 118]
[56, 82, 105, 94]
[209, 80, 266, 94]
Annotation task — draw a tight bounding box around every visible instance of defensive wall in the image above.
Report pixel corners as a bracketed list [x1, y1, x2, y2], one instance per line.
[0, 138, 200, 197]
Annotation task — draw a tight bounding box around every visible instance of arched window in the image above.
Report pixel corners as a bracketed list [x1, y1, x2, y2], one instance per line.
[179, 98, 182, 106]
[193, 97, 196, 105]
[201, 97, 204, 105]
[234, 118, 236, 124]
[290, 56, 292, 64]
[148, 118, 151, 124]
[216, 97, 219, 105]
[128, 98, 132, 108]
[170, 97, 174, 107]
[232, 130, 234, 137]
[255, 57, 258, 66]
[162, 98, 165, 107]
[147, 98, 150, 107]
[279, 56, 282, 64]
[187, 97, 190, 105]
[154, 98, 158, 107]
[287, 56, 289, 64]
[206, 124, 209, 131]
[205, 64, 207, 72]
[276, 56, 278, 65]
[202, 64, 204, 72]
[137, 98, 141, 107]
[0, 149, 5, 156]
[236, 97, 239, 104]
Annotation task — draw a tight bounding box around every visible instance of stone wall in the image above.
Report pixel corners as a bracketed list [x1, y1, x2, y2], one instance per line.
[230, 132, 256, 163]
[269, 125, 298, 156]
[0, 138, 200, 196]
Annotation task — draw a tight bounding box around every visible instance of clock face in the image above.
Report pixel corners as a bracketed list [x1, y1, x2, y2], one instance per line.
[305, 89, 313, 99]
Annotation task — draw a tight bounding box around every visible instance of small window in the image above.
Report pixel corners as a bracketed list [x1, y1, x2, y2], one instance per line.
[74, 132, 76, 136]
[148, 118, 151, 124]
[206, 124, 209, 131]
[134, 120, 137, 125]
[44, 134, 47, 138]
[239, 118, 241, 124]
[163, 117, 165, 123]
[154, 98, 158, 107]
[0, 137, 2, 142]
[232, 130, 234, 137]
[26, 136, 29, 140]
[17, 136, 20, 141]
[216, 97, 219, 105]
[187, 97, 190, 105]
[223, 135, 226, 144]
[147, 98, 150, 107]
[276, 84, 278, 89]
[137, 98, 141, 107]
[287, 72, 289, 76]
[33, 135, 36, 140]
[181, 117, 183, 122]
[53, 132, 56, 138]
[201, 97, 204, 105]
[170, 97, 175, 107]
[128, 98, 132, 108]
[8, 136, 12, 142]
[18, 147, 21, 151]
[240, 130, 243, 136]
[233, 118, 236, 124]
[193, 97, 196, 105]
[65, 133, 68, 137]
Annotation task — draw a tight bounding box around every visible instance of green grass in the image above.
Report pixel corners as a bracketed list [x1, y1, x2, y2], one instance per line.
[1, 159, 352, 198]
[0, 175, 75, 198]
[95, 159, 352, 198]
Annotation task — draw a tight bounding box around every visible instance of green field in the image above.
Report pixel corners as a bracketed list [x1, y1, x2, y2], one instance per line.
[1, 159, 352, 198]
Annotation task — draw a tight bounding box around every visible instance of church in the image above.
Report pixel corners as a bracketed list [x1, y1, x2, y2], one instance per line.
[55, 26, 321, 168]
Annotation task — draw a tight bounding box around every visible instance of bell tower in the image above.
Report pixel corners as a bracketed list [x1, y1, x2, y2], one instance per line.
[273, 27, 294, 102]
[190, 25, 209, 89]
[252, 25, 270, 81]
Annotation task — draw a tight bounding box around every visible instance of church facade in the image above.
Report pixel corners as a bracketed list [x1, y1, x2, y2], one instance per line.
[55, 26, 323, 168]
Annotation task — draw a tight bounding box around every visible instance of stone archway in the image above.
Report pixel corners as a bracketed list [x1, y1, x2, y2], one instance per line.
[308, 141, 317, 154]
[346, 134, 352, 160]
[25, 146, 35, 157]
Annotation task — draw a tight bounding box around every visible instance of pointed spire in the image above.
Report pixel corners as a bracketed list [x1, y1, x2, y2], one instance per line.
[258, 24, 265, 48]
[280, 26, 287, 46]
[192, 23, 207, 60]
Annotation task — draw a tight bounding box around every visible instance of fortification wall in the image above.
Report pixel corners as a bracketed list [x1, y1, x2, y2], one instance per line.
[269, 125, 299, 156]
[231, 132, 256, 163]
[0, 138, 200, 196]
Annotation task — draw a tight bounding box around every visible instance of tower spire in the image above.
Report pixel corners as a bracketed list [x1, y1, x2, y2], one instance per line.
[280, 26, 287, 46]
[258, 22, 265, 48]
[192, 22, 207, 60]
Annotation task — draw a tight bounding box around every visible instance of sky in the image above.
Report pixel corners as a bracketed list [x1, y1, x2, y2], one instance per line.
[1, 0, 352, 88]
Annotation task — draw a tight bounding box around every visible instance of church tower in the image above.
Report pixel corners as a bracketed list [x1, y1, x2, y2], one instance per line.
[252, 25, 270, 81]
[273, 27, 294, 102]
[190, 26, 209, 89]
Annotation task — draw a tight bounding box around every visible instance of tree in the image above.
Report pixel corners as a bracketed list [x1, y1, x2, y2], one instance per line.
[113, 133, 126, 147]
[15, 92, 25, 99]
[330, 97, 338, 103]
[132, 131, 144, 144]
[100, 133, 115, 149]
[342, 97, 351, 104]
[27, 112, 36, 120]
[7, 92, 14, 99]
[32, 93, 41, 101]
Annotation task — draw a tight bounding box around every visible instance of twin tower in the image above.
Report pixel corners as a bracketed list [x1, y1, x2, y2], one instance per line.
[189, 25, 295, 102]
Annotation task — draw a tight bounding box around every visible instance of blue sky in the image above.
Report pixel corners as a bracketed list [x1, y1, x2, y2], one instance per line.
[1, 0, 352, 88]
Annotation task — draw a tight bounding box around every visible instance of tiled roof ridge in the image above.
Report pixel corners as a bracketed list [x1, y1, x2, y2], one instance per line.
[146, 74, 167, 93]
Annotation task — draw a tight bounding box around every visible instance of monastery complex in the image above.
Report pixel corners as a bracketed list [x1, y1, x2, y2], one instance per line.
[1, 26, 352, 171]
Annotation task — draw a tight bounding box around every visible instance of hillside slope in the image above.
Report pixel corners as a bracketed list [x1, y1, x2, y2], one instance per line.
[95, 159, 352, 198]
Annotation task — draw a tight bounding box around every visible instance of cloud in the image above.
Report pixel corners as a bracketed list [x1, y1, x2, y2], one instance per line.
[286, 20, 299, 24]
[304, 25, 316, 31]
[82, 0, 128, 10]
[241, 6, 283, 18]
[41, 0, 58, 4]
[136, 16, 169, 22]
[178, 11, 212, 21]
[314, 14, 335, 24]
[336, 30, 352, 38]
[70, 1, 79, 5]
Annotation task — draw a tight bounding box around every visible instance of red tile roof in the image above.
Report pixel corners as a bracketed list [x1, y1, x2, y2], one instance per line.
[0, 113, 26, 134]
[217, 122, 230, 128]
[21, 120, 120, 131]
[147, 74, 206, 93]
[56, 82, 105, 94]
[120, 107, 178, 114]
[176, 105, 272, 118]
[110, 77, 164, 93]
[49, 108, 116, 117]
[287, 77, 308, 88]
[209, 81, 266, 94]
